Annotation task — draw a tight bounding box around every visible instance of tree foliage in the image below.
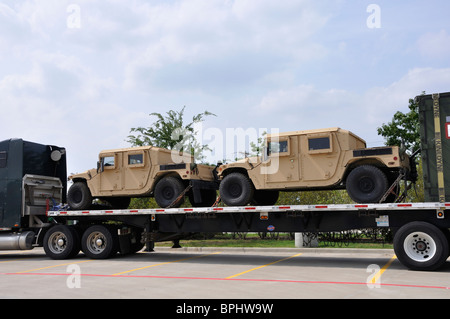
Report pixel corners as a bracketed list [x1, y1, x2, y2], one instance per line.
[127, 106, 215, 161]
[376, 95, 423, 153]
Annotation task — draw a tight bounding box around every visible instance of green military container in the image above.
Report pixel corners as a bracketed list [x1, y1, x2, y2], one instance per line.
[416, 92, 450, 202]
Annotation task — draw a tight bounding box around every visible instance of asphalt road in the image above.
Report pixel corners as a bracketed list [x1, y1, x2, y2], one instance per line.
[1, 247, 449, 300]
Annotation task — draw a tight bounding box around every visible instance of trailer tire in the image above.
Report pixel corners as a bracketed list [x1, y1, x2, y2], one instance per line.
[393, 221, 449, 271]
[346, 165, 388, 203]
[43, 225, 80, 260]
[67, 182, 93, 210]
[219, 172, 254, 206]
[154, 176, 185, 208]
[81, 225, 119, 259]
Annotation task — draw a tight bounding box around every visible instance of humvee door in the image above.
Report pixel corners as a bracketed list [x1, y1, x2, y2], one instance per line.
[264, 136, 300, 184]
[301, 132, 340, 182]
[99, 153, 122, 192]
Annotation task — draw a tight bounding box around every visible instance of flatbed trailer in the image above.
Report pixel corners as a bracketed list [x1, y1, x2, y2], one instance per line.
[45, 201, 450, 271]
[2, 92, 450, 271]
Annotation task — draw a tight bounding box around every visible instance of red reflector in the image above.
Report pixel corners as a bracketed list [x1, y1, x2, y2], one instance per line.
[213, 208, 223, 211]
[184, 208, 193, 212]
[245, 207, 256, 210]
[130, 210, 138, 213]
[397, 204, 412, 207]
[156, 209, 165, 212]
[315, 206, 328, 209]
[279, 206, 291, 209]
[60, 212, 67, 214]
[82, 211, 89, 214]
[355, 205, 368, 208]
[105, 211, 113, 214]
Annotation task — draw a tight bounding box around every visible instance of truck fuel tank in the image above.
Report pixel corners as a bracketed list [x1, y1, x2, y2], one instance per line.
[0, 231, 35, 250]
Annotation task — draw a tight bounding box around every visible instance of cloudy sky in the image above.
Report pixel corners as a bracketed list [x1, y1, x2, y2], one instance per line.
[1, 0, 450, 175]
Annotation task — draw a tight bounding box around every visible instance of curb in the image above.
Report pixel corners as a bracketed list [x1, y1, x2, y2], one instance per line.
[153, 246, 395, 255]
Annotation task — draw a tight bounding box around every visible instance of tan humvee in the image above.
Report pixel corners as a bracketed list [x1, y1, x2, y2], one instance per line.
[67, 146, 218, 209]
[217, 127, 416, 206]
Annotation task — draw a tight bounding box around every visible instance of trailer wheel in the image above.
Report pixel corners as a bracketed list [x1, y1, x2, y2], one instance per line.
[81, 225, 119, 259]
[219, 172, 254, 206]
[67, 182, 93, 210]
[154, 176, 185, 208]
[346, 165, 388, 203]
[43, 225, 80, 260]
[393, 222, 449, 271]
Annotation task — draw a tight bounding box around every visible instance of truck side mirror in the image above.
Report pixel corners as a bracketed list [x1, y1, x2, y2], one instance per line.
[97, 160, 104, 173]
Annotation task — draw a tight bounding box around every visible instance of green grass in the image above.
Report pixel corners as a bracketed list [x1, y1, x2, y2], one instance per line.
[154, 237, 393, 249]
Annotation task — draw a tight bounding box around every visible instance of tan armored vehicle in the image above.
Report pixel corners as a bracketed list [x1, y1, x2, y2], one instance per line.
[67, 146, 218, 209]
[217, 127, 416, 206]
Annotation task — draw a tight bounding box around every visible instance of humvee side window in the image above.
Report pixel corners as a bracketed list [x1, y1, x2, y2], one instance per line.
[102, 156, 115, 167]
[308, 137, 330, 151]
[268, 140, 288, 155]
[0, 151, 7, 168]
[128, 154, 143, 165]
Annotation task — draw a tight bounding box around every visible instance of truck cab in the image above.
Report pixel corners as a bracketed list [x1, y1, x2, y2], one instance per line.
[68, 146, 218, 209]
[217, 127, 415, 206]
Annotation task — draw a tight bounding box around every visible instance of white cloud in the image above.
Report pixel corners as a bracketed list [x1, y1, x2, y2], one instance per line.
[251, 67, 450, 147]
[122, 0, 329, 92]
[1, 0, 450, 175]
[417, 29, 450, 60]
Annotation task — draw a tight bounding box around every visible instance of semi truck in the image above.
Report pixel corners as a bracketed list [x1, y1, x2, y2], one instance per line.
[0, 92, 449, 271]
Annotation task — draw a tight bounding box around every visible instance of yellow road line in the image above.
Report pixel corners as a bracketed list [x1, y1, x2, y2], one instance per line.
[113, 252, 221, 276]
[369, 255, 397, 285]
[16, 260, 92, 273]
[226, 253, 303, 279]
[0, 259, 21, 264]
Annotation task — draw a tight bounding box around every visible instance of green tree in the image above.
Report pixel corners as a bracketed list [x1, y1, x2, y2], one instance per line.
[127, 106, 215, 161]
[377, 94, 423, 153]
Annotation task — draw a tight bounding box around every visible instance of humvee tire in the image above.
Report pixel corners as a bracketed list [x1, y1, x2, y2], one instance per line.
[67, 182, 93, 210]
[346, 165, 388, 203]
[154, 176, 185, 208]
[219, 172, 254, 206]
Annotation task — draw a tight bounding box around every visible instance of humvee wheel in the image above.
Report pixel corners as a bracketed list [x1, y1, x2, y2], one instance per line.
[67, 182, 93, 210]
[219, 172, 254, 206]
[154, 176, 185, 208]
[346, 165, 388, 203]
